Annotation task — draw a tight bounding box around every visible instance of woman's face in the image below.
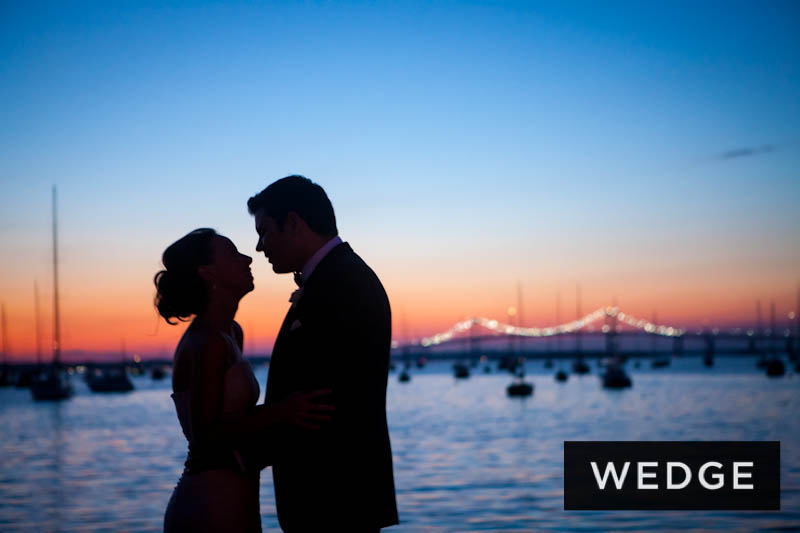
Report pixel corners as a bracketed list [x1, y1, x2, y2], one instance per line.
[206, 235, 254, 297]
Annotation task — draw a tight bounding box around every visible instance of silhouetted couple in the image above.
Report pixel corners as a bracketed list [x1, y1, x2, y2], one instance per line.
[156, 176, 398, 532]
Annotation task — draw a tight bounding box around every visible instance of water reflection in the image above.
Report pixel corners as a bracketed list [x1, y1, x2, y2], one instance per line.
[0, 360, 799, 531]
[46, 403, 66, 529]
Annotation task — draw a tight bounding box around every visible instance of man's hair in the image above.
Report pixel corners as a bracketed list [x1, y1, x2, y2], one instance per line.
[247, 175, 338, 236]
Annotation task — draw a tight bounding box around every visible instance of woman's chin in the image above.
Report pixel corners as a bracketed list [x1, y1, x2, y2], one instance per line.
[236, 281, 255, 298]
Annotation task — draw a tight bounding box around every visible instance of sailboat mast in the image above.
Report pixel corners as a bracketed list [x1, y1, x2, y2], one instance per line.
[556, 290, 562, 352]
[52, 185, 62, 366]
[770, 301, 776, 355]
[516, 280, 523, 355]
[34, 281, 43, 364]
[796, 281, 800, 343]
[1, 303, 7, 367]
[575, 282, 582, 354]
[401, 307, 409, 362]
[756, 300, 762, 340]
[28, 186, 73, 400]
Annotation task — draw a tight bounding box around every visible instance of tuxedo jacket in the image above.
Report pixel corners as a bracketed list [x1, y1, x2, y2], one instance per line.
[264, 242, 398, 531]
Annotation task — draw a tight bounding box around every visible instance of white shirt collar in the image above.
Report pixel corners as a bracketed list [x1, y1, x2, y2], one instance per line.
[299, 236, 342, 285]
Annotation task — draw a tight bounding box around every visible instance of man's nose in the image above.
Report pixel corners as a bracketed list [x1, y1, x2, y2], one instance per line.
[255, 238, 263, 252]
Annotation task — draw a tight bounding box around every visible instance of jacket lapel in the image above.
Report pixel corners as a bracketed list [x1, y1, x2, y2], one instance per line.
[264, 242, 353, 403]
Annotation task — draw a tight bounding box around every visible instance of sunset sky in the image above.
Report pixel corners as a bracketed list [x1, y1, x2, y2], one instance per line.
[1, 1, 799, 360]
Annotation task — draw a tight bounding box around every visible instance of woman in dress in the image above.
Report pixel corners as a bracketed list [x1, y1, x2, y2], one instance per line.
[156, 228, 333, 532]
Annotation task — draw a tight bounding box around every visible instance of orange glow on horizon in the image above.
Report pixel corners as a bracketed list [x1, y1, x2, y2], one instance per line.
[1, 273, 796, 361]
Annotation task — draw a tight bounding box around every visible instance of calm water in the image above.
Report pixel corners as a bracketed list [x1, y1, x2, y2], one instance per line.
[1, 357, 799, 532]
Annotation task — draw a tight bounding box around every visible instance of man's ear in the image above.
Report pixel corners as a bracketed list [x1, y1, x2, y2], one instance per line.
[285, 211, 302, 235]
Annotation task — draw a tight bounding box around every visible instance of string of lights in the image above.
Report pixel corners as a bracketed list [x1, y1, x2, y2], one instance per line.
[419, 307, 686, 347]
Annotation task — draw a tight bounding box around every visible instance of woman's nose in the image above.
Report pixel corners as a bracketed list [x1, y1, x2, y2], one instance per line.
[244, 254, 253, 265]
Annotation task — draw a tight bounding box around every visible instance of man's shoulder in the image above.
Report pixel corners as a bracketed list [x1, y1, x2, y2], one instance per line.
[317, 243, 378, 284]
[309, 243, 388, 306]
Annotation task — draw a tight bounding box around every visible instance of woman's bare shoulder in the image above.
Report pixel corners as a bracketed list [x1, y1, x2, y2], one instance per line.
[172, 326, 227, 390]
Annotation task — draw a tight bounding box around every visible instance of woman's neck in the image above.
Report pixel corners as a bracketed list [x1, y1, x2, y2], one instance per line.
[195, 294, 238, 333]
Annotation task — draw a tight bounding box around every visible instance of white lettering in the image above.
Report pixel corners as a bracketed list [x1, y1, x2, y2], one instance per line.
[590, 461, 630, 490]
[733, 462, 754, 489]
[667, 462, 692, 489]
[588, 460, 751, 492]
[637, 462, 659, 489]
[699, 461, 724, 490]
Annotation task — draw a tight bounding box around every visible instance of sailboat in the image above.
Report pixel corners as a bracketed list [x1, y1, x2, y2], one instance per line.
[87, 340, 134, 393]
[651, 354, 671, 368]
[453, 361, 470, 379]
[572, 357, 590, 374]
[30, 186, 73, 401]
[398, 364, 411, 383]
[398, 313, 412, 382]
[507, 366, 534, 397]
[0, 303, 11, 387]
[763, 301, 785, 378]
[15, 282, 46, 388]
[397, 349, 411, 383]
[601, 359, 632, 389]
[150, 365, 167, 380]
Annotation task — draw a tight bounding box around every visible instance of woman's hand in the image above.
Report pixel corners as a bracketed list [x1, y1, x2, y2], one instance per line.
[274, 389, 335, 430]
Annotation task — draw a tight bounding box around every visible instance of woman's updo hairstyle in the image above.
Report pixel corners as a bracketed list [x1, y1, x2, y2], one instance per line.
[154, 228, 217, 324]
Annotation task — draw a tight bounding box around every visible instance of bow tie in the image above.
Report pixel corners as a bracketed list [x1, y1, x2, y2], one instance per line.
[293, 272, 304, 287]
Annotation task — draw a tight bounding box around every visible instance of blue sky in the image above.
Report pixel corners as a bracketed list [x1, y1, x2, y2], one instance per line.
[1, 1, 799, 354]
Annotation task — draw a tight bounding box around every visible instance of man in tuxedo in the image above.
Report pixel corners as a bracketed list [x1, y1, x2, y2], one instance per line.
[247, 175, 398, 531]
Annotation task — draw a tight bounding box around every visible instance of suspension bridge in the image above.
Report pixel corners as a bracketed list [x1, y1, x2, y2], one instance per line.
[391, 306, 799, 361]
